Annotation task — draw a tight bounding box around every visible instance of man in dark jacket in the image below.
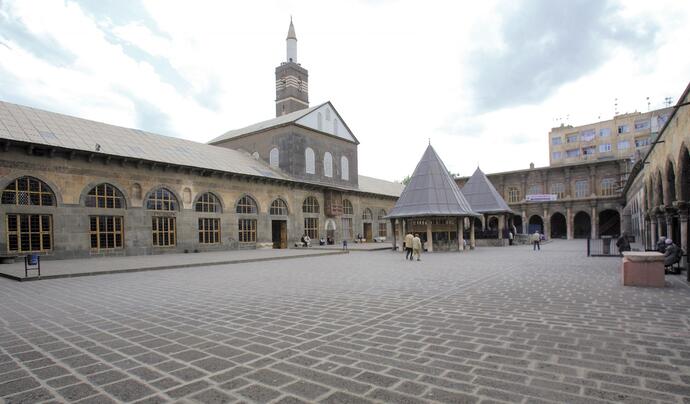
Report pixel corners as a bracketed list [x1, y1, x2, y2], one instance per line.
[616, 232, 631, 256]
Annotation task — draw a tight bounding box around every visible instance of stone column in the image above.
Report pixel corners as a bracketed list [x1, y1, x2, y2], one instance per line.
[657, 211, 665, 237]
[400, 219, 407, 253]
[679, 212, 688, 267]
[666, 213, 674, 240]
[543, 208, 550, 240]
[521, 210, 527, 235]
[650, 215, 657, 247]
[591, 205, 598, 239]
[498, 215, 505, 239]
[470, 218, 476, 249]
[391, 219, 397, 251]
[458, 217, 464, 251]
[426, 219, 433, 252]
[566, 205, 573, 240]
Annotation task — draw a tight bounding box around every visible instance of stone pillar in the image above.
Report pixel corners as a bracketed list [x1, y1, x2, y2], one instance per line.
[458, 217, 464, 251]
[391, 219, 397, 251]
[666, 213, 674, 240]
[591, 205, 597, 239]
[679, 212, 688, 267]
[658, 214, 665, 238]
[401, 219, 407, 252]
[470, 218, 476, 249]
[521, 210, 527, 235]
[498, 215, 505, 239]
[543, 208, 550, 240]
[566, 206, 573, 240]
[426, 219, 433, 252]
[650, 216, 658, 247]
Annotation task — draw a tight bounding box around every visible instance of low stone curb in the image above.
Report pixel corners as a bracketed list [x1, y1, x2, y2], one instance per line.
[0, 250, 348, 282]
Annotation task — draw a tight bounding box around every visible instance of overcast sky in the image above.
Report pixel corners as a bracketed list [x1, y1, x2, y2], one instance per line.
[1, 0, 689, 182]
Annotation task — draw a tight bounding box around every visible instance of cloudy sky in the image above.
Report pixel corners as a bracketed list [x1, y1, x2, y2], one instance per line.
[1, 0, 689, 182]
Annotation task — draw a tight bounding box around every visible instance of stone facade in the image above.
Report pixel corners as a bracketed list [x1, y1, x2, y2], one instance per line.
[623, 82, 690, 267]
[0, 146, 395, 259]
[456, 159, 627, 240]
[213, 124, 359, 188]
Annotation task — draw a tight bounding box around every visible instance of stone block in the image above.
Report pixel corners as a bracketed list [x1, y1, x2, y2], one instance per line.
[620, 253, 665, 287]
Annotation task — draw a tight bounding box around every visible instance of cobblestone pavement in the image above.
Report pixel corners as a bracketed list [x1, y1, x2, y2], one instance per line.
[1, 240, 689, 403]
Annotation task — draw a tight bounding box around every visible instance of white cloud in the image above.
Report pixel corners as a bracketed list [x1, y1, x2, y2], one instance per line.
[0, 0, 688, 183]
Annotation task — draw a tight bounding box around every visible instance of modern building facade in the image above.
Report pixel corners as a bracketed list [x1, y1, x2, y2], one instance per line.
[0, 20, 403, 260]
[549, 107, 673, 166]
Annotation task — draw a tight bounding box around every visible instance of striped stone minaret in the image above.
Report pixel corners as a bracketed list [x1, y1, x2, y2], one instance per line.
[275, 18, 309, 117]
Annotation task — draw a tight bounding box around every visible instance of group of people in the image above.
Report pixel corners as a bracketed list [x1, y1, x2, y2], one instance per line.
[656, 236, 683, 273]
[403, 232, 423, 261]
[617, 233, 684, 273]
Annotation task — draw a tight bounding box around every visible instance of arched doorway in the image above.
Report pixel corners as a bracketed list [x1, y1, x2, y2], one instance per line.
[666, 161, 676, 206]
[473, 217, 483, 231]
[488, 217, 498, 231]
[528, 215, 543, 234]
[598, 209, 620, 237]
[550, 213, 567, 239]
[513, 216, 523, 234]
[574, 211, 591, 239]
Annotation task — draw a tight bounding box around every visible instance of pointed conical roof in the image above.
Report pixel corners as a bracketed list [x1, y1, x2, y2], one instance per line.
[461, 167, 514, 214]
[387, 145, 479, 218]
[287, 19, 297, 40]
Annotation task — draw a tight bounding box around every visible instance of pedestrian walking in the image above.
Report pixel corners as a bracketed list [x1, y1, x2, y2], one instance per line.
[531, 231, 541, 251]
[404, 232, 414, 260]
[616, 232, 630, 256]
[412, 233, 422, 261]
[508, 231, 514, 246]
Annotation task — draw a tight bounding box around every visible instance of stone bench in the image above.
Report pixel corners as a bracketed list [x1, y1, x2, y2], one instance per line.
[621, 251, 665, 287]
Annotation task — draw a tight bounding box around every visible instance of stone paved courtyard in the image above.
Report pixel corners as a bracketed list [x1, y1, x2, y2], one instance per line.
[1, 240, 690, 403]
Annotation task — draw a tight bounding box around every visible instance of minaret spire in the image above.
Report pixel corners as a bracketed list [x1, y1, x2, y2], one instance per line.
[275, 17, 308, 116]
[286, 18, 297, 63]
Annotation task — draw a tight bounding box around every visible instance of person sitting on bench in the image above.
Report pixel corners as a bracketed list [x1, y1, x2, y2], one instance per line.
[301, 234, 311, 247]
[664, 238, 682, 274]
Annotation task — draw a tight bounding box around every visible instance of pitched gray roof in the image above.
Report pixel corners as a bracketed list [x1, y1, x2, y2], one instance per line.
[358, 175, 405, 197]
[207, 103, 325, 144]
[0, 101, 288, 180]
[461, 167, 514, 214]
[387, 145, 479, 218]
[0, 100, 404, 198]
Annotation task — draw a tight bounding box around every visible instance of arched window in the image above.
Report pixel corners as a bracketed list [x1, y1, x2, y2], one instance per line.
[270, 148, 280, 168]
[362, 208, 372, 220]
[305, 147, 315, 174]
[342, 199, 353, 215]
[378, 209, 387, 238]
[2, 176, 55, 206]
[377, 209, 387, 221]
[303, 196, 320, 214]
[325, 108, 331, 121]
[317, 112, 323, 130]
[236, 195, 258, 214]
[85, 183, 124, 208]
[601, 178, 616, 196]
[324, 152, 333, 178]
[341, 156, 349, 181]
[146, 188, 178, 211]
[270, 199, 288, 215]
[333, 118, 339, 135]
[195, 193, 221, 213]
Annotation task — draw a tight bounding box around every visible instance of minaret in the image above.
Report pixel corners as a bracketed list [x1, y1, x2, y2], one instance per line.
[275, 18, 309, 117]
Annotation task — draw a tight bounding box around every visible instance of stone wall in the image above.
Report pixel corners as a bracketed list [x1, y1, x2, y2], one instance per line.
[0, 148, 394, 259]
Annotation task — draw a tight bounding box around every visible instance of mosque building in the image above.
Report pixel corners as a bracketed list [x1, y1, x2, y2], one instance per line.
[0, 20, 403, 259]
